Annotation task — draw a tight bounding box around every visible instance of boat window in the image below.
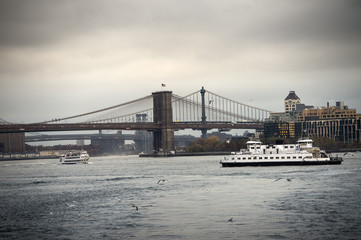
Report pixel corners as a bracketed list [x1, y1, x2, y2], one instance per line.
[290, 146, 294, 148]
[276, 157, 279, 159]
[285, 146, 288, 148]
[256, 147, 260, 149]
[238, 158, 241, 160]
[281, 157, 285, 159]
[287, 156, 291, 159]
[248, 157, 252, 160]
[259, 157, 263, 160]
[243, 157, 246, 160]
[293, 156, 297, 159]
[232, 157, 235, 160]
[270, 157, 274, 159]
[251, 147, 255, 149]
[254, 157, 257, 160]
[298, 156, 302, 159]
[265, 157, 268, 159]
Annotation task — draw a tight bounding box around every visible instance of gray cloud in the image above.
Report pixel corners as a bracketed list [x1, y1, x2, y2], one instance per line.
[2, 1, 360, 46]
[0, 0, 360, 123]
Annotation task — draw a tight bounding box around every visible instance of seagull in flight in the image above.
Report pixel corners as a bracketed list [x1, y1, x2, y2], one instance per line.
[274, 178, 294, 182]
[157, 179, 166, 184]
[132, 204, 139, 211]
[114, 197, 122, 202]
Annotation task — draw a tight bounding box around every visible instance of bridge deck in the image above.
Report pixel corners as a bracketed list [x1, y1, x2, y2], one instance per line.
[0, 122, 264, 133]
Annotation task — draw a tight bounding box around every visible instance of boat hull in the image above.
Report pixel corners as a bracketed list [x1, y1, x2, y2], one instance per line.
[221, 159, 343, 167]
[220, 138, 343, 167]
[59, 151, 89, 164]
[60, 159, 88, 164]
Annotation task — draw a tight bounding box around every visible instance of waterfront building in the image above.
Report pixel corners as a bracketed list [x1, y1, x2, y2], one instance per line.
[271, 91, 313, 122]
[264, 121, 303, 140]
[303, 118, 361, 144]
[267, 92, 361, 144]
[284, 91, 301, 113]
[268, 112, 295, 122]
[297, 101, 361, 121]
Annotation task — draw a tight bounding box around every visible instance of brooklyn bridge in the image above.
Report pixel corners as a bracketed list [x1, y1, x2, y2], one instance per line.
[0, 87, 271, 155]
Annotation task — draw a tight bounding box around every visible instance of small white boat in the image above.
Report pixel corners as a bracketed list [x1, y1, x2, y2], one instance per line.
[59, 151, 89, 164]
[220, 139, 343, 167]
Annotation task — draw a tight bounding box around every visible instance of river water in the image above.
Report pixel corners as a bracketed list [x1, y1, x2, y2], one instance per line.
[1, 153, 361, 240]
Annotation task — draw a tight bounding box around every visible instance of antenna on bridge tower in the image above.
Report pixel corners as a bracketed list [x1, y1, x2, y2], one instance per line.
[200, 87, 207, 139]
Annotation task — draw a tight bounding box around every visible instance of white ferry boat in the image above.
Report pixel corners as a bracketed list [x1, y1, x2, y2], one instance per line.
[220, 139, 343, 167]
[59, 151, 89, 164]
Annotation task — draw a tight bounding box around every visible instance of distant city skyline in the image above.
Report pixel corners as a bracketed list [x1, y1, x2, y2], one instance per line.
[1, 0, 360, 123]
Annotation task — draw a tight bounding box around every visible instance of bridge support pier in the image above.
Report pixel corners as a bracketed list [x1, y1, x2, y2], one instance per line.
[152, 91, 175, 154]
[0, 133, 25, 153]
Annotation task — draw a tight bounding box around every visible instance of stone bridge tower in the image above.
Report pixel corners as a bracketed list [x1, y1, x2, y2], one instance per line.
[152, 91, 175, 154]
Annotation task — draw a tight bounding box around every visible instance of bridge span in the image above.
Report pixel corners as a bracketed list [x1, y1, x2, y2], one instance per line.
[1, 88, 270, 155]
[0, 122, 263, 133]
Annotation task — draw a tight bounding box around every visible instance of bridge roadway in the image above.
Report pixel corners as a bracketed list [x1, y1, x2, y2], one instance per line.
[0, 122, 264, 133]
[25, 133, 196, 143]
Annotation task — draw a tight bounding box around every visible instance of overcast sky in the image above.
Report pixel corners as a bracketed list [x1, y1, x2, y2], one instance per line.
[1, 0, 361, 123]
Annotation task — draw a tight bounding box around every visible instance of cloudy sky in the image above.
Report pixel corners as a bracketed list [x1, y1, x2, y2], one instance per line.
[1, 0, 361, 123]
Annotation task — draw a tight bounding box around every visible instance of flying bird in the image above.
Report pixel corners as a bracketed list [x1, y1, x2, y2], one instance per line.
[157, 179, 166, 184]
[114, 197, 122, 202]
[132, 204, 138, 211]
[274, 178, 294, 182]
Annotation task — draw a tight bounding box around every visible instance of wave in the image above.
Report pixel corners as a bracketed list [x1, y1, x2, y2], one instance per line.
[102, 176, 153, 182]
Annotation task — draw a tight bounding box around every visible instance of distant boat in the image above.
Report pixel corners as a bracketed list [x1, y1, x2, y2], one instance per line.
[220, 139, 343, 167]
[59, 151, 89, 164]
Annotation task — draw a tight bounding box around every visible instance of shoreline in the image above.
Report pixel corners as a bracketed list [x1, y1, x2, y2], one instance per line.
[1, 148, 360, 160]
[139, 151, 231, 157]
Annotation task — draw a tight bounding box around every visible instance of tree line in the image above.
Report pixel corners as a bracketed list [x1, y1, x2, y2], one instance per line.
[186, 136, 361, 152]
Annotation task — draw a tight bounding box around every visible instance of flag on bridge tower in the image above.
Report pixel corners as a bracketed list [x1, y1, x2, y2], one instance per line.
[161, 83, 166, 87]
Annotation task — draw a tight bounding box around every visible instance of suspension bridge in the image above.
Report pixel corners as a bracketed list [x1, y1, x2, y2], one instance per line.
[0, 87, 271, 154]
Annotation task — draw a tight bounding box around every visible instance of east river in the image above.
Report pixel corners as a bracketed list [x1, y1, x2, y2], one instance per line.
[1, 154, 361, 239]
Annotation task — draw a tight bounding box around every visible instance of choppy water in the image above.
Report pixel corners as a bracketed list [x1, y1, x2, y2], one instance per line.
[1, 153, 361, 240]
